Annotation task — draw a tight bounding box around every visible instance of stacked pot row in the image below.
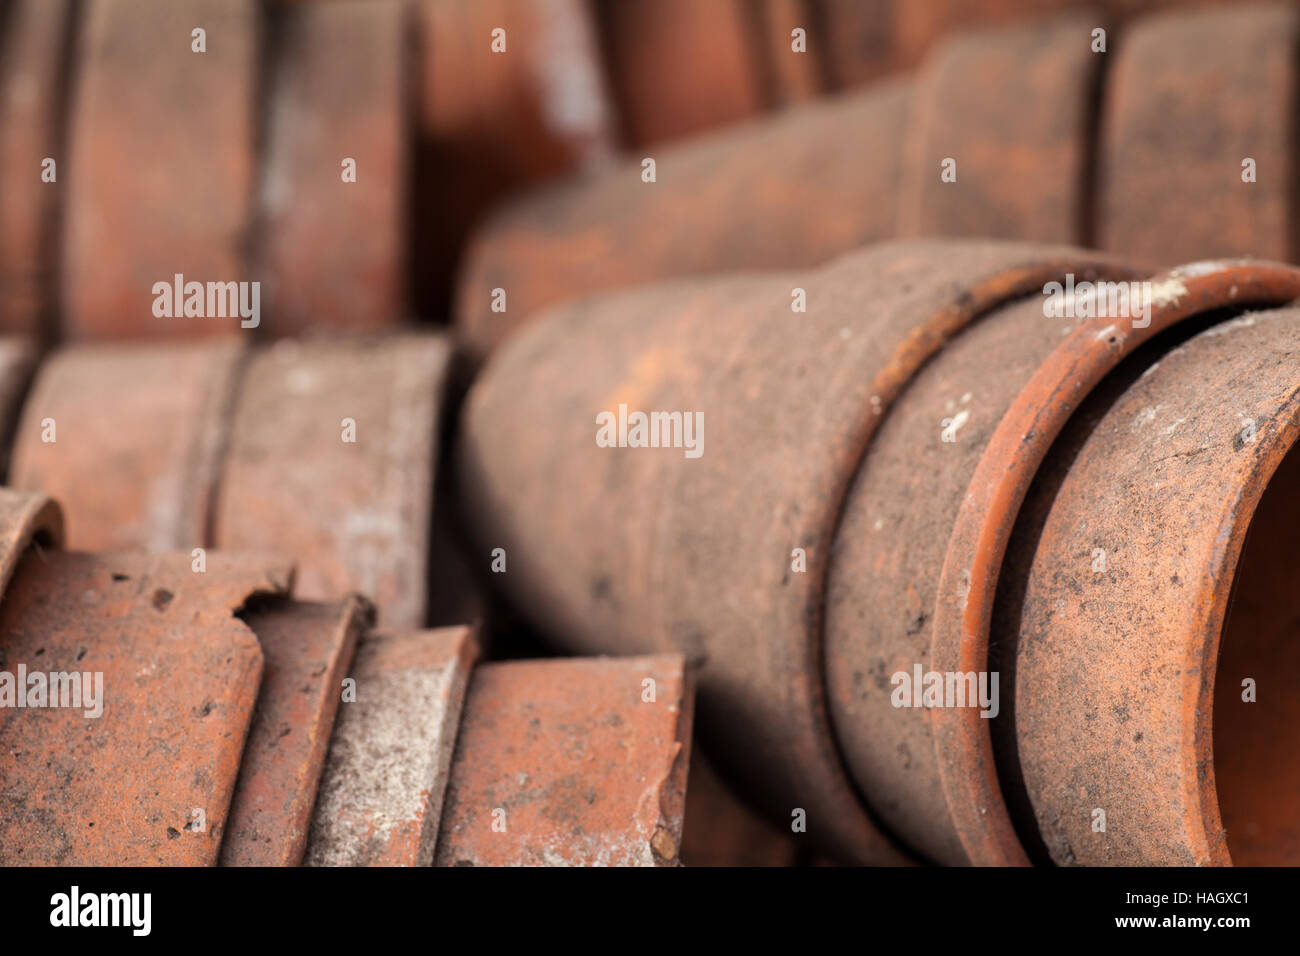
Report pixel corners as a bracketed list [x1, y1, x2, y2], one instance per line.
[0, 336, 694, 866]
[459, 237, 1300, 866]
[3, 2, 1285, 346]
[0, 0, 955, 338]
[457, 2, 1300, 360]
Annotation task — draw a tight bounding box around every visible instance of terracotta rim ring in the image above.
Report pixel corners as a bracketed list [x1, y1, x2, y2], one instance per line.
[928, 259, 1300, 865]
[1014, 304, 1300, 864]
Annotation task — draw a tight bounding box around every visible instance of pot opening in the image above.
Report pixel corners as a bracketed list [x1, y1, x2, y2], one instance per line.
[1214, 442, 1300, 865]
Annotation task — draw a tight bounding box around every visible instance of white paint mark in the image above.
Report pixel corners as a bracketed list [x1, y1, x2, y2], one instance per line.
[1131, 405, 1161, 430]
[1148, 277, 1188, 307]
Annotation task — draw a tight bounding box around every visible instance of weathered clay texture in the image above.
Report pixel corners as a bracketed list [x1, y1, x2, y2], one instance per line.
[10, 342, 245, 551]
[1098, 4, 1299, 265]
[0, 549, 292, 865]
[215, 336, 450, 628]
[435, 655, 693, 867]
[597, 0, 764, 146]
[259, 0, 407, 335]
[62, 0, 258, 340]
[454, 79, 911, 360]
[305, 626, 477, 866]
[0, 0, 75, 338]
[221, 596, 373, 866]
[897, 12, 1100, 243]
